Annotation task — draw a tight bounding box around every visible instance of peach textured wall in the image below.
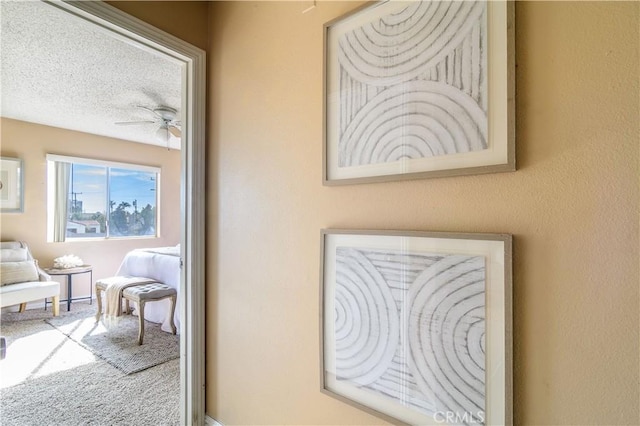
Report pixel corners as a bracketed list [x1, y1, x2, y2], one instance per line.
[208, 1, 639, 425]
[0, 118, 181, 300]
[107, 0, 209, 51]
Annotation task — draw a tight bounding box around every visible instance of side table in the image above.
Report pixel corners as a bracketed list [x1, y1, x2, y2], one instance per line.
[43, 265, 93, 311]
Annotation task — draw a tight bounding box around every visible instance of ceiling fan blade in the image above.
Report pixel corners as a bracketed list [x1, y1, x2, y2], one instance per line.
[137, 105, 162, 119]
[168, 125, 181, 138]
[115, 120, 156, 126]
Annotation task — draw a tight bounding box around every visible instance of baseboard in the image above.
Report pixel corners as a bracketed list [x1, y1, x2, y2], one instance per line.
[205, 414, 223, 426]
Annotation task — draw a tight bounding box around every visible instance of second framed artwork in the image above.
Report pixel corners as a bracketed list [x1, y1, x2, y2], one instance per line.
[323, 0, 515, 184]
[320, 229, 512, 425]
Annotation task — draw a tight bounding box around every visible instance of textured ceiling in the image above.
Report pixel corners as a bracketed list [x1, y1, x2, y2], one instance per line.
[1, 1, 183, 150]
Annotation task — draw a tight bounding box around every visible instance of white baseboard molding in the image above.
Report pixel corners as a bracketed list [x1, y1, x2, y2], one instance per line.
[205, 415, 223, 426]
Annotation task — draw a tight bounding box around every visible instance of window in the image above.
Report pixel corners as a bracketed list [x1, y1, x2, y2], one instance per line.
[47, 155, 160, 241]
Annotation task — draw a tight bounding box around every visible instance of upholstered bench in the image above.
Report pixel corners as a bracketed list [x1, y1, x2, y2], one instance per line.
[95, 276, 178, 345]
[123, 283, 177, 345]
[94, 276, 157, 321]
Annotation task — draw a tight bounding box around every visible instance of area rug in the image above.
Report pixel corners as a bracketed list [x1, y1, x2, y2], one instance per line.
[45, 310, 179, 374]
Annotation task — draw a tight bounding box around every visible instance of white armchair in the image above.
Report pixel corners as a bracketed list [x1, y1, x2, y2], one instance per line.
[0, 241, 60, 316]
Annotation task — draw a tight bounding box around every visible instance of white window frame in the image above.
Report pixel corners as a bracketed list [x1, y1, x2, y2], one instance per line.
[46, 154, 162, 241]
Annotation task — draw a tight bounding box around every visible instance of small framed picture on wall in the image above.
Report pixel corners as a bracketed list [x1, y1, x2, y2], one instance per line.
[0, 157, 24, 212]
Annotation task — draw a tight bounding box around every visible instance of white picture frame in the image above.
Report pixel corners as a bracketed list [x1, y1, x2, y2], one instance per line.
[320, 229, 512, 425]
[323, 0, 515, 185]
[0, 157, 24, 212]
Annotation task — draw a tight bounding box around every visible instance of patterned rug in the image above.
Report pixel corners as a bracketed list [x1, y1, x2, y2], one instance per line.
[44, 308, 179, 374]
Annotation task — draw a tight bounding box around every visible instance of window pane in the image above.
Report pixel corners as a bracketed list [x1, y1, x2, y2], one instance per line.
[67, 164, 107, 238]
[108, 168, 157, 237]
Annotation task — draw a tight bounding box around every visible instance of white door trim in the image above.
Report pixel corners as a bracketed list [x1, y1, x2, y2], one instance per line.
[43, 1, 206, 424]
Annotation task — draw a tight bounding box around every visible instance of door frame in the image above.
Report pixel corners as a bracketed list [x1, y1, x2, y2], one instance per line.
[44, 1, 206, 424]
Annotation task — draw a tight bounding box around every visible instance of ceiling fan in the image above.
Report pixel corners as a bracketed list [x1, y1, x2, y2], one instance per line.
[115, 106, 181, 146]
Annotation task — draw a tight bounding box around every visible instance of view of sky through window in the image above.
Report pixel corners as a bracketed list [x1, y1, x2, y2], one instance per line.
[110, 168, 157, 213]
[70, 164, 106, 214]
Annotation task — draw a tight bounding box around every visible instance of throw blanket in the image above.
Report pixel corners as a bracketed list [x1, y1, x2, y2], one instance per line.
[101, 276, 156, 328]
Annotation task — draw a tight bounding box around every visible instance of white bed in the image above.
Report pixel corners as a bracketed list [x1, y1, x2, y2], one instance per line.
[115, 245, 181, 333]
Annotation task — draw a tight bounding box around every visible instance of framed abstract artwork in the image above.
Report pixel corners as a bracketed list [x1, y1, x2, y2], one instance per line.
[0, 157, 24, 212]
[323, 0, 515, 184]
[320, 229, 512, 425]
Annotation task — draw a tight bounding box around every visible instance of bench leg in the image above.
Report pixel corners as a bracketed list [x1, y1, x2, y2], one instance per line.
[168, 295, 177, 335]
[137, 301, 145, 345]
[52, 296, 60, 317]
[19, 303, 26, 313]
[95, 287, 102, 322]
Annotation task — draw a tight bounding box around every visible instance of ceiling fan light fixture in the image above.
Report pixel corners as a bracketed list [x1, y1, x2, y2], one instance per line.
[156, 124, 170, 144]
[116, 105, 180, 149]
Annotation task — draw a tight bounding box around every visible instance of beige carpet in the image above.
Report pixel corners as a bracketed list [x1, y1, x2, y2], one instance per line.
[46, 307, 179, 374]
[0, 302, 179, 426]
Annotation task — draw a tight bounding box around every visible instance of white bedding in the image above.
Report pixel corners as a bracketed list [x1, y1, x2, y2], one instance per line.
[115, 246, 181, 333]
